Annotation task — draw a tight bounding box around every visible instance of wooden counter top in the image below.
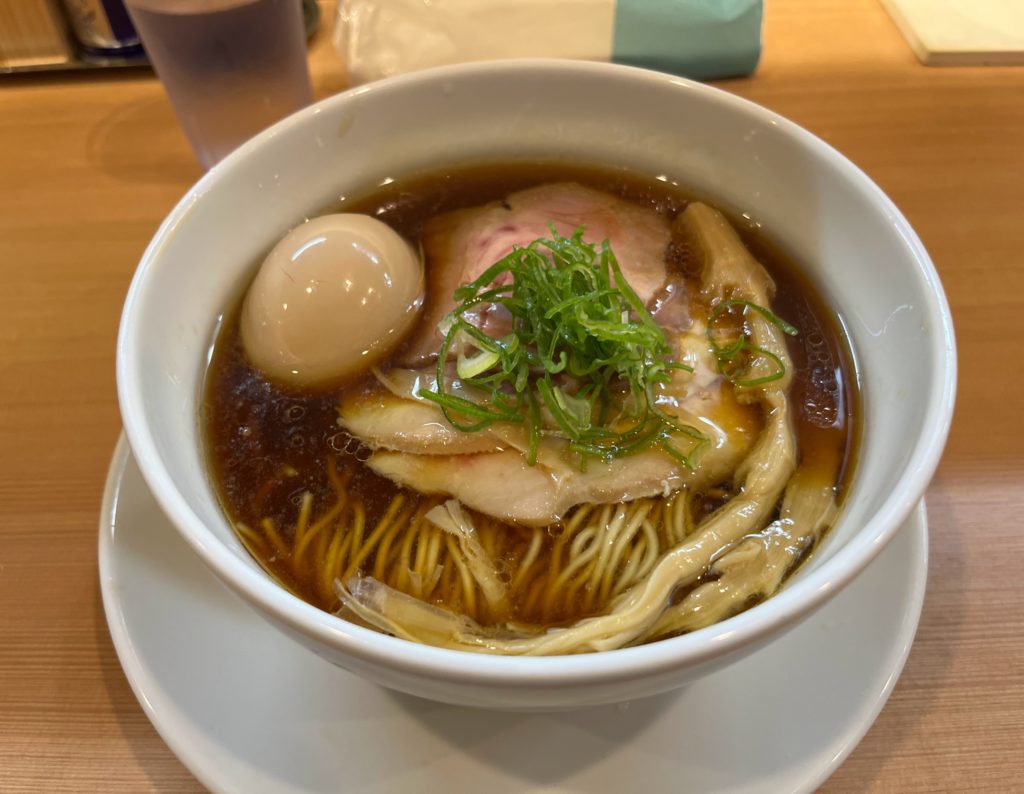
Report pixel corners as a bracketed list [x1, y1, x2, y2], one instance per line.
[1, 1, 1021, 790]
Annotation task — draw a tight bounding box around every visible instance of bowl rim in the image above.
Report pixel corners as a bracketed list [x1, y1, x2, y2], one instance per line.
[117, 58, 956, 686]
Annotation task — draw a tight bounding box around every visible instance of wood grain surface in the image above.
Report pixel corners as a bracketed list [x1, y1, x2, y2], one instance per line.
[1, 1, 1021, 791]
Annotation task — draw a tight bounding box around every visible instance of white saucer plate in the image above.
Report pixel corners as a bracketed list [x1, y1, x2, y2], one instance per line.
[99, 435, 927, 793]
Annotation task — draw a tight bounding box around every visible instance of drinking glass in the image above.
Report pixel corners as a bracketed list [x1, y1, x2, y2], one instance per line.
[124, 0, 314, 169]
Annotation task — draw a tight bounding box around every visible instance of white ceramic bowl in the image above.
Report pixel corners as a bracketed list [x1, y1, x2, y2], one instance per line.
[117, 61, 955, 710]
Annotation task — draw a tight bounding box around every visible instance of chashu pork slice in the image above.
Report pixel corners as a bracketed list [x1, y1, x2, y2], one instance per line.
[337, 366, 509, 455]
[401, 182, 671, 364]
[359, 329, 763, 525]
[338, 387, 503, 455]
[367, 389, 759, 525]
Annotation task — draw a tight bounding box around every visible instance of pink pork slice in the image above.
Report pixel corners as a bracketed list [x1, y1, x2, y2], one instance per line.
[400, 182, 671, 365]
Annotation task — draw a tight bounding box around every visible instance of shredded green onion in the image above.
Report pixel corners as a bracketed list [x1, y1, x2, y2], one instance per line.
[707, 299, 799, 387]
[418, 226, 706, 468]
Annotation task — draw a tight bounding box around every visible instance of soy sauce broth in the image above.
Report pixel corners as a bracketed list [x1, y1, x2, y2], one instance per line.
[202, 161, 860, 622]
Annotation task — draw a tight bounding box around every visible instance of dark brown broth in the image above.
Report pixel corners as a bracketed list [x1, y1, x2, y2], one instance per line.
[202, 161, 859, 622]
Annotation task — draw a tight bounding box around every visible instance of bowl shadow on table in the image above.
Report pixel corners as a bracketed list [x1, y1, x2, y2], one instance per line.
[384, 686, 683, 787]
[823, 479, 968, 790]
[85, 96, 201, 186]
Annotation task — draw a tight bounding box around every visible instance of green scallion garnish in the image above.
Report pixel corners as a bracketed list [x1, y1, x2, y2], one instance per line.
[418, 226, 707, 468]
[707, 299, 798, 387]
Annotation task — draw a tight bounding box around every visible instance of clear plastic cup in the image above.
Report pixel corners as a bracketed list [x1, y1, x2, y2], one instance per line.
[124, 0, 313, 169]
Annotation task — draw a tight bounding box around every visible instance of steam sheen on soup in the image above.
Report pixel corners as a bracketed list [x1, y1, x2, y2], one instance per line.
[203, 162, 857, 655]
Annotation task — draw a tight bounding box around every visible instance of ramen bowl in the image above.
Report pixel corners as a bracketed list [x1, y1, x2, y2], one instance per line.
[116, 60, 955, 709]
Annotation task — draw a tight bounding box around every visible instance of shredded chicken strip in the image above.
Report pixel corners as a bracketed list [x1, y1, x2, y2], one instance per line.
[641, 468, 837, 639]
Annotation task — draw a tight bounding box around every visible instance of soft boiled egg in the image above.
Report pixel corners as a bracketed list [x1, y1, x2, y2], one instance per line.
[240, 214, 424, 387]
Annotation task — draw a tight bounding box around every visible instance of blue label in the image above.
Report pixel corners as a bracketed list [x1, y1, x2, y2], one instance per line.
[612, 0, 763, 80]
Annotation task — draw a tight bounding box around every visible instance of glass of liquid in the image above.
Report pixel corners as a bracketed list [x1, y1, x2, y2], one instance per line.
[124, 0, 314, 169]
